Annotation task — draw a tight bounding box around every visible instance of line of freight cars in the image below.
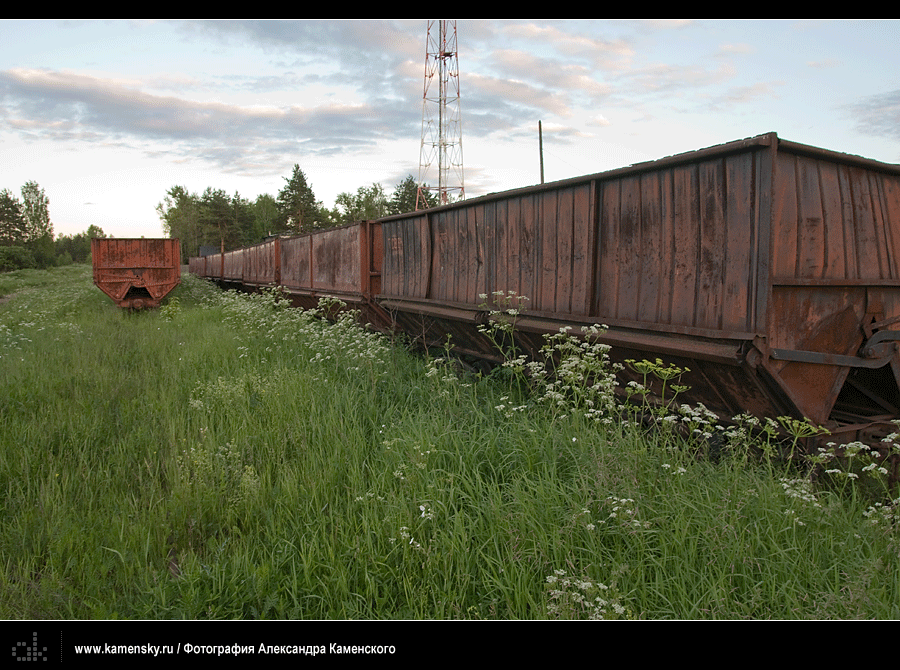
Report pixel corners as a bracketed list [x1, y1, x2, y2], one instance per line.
[190, 132, 900, 458]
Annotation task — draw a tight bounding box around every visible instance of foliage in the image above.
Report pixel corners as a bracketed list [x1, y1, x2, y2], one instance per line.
[27, 233, 55, 269]
[157, 186, 201, 258]
[54, 225, 105, 265]
[199, 187, 247, 252]
[327, 176, 440, 225]
[390, 174, 438, 214]
[276, 164, 324, 234]
[153, 170, 440, 264]
[1, 268, 898, 620]
[251, 193, 279, 241]
[0, 189, 27, 247]
[0, 182, 55, 269]
[20, 181, 53, 242]
[157, 186, 261, 259]
[333, 182, 388, 224]
[0, 245, 36, 272]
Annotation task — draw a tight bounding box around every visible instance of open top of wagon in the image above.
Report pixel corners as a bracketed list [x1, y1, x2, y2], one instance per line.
[377, 132, 900, 442]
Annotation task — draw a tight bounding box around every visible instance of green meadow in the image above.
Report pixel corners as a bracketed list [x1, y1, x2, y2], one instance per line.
[1, 265, 898, 619]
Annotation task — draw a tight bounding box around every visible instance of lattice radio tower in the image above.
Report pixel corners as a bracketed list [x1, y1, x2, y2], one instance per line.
[416, 20, 465, 210]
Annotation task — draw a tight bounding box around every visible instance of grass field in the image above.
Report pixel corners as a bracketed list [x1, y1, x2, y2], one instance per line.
[1, 265, 898, 619]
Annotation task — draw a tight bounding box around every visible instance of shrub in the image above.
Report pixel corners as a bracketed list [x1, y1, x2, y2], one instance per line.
[0, 246, 36, 272]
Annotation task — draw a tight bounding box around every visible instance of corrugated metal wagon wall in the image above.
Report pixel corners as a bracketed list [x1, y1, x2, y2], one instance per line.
[595, 149, 764, 335]
[244, 239, 280, 286]
[277, 222, 390, 329]
[379, 133, 900, 437]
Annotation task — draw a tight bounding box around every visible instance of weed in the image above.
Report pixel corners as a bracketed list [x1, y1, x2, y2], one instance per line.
[2, 269, 898, 619]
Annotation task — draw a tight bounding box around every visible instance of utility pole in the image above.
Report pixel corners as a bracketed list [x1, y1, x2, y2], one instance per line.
[539, 120, 545, 184]
[417, 20, 465, 209]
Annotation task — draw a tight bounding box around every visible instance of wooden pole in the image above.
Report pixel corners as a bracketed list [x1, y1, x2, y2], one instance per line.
[539, 120, 545, 184]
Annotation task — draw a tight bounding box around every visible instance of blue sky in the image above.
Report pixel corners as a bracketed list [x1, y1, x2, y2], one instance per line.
[1, 19, 898, 239]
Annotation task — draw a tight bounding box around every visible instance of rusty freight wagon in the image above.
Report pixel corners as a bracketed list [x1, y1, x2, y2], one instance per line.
[92, 238, 181, 310]
[378, 132, 900, 443]
[278, 221, 386, 326]
[192, 222, 388, 329]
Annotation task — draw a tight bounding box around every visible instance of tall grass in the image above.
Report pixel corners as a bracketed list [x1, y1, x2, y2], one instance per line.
[1, 265, 897, 619]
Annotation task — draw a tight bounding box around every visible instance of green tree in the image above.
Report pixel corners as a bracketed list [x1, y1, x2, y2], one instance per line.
[317, 203, 342, 229]
[389, 175, 438, 215]
[229, 192, 255, 247]
[28, 233, 55, 268]
[157, 186, 201, 259]
[87, 224, 106, 240]
[199, 188, 239, 252]
[251, 193, 279, 241]
[21, 181, 53, 242]
[276, 165, 322, 234]
[334, 182, 389, 224]
[55, 226, 104, 264]
[0, 246, 35, 271]
[0, 189, 26, 247]
[158, 185, 277, 256]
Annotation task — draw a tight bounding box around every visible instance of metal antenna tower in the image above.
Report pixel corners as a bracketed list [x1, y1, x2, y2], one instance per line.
[416, 20, 465, 209]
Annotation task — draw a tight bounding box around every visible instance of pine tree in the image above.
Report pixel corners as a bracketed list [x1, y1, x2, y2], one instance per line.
[0, 189, 26, 246]
[276, 165, 322, 233]
[389, 175, 437, 215]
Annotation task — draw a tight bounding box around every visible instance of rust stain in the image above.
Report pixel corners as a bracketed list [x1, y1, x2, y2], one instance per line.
[92, 238, 181, 310]
[188, 133, 900, 452]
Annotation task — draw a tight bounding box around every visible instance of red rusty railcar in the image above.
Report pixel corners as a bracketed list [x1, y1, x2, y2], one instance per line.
[379, 133, 900, 443]
[244, 239, 280, 287]
[279, 221, 383, 314]
[186, 133, 900, 447]
[92, 238, 181, 310]
[188, 255, 206, 277]
[191, 221, 387, 329]
[222, 247, 245, 284]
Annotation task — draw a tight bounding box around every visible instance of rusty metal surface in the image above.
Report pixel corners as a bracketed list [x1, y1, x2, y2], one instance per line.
[281, 222, 390, 328]
[92, 238, 181, 309]
[191, 222, 390, 329]
[188, 256, 206, 276]
[223, 248, 245, 281]
[379, 132, 900, 432]
[280, 224, 363, 295]
[244, 239, 280, 286]
[186, 132, 900, 440]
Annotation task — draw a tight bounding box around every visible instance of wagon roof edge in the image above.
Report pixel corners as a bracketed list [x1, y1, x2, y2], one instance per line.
[381, 131, 900, 217]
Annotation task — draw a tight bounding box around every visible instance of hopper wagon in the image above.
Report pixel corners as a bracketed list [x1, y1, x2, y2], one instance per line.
[378, 132, 900, 446]
[190, 132, 900, 450]
[199, 221, 389, 328]
[92, 238, 181, 310]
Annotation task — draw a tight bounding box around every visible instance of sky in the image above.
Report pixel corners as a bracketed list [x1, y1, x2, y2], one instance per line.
[1, 19, 899, 241]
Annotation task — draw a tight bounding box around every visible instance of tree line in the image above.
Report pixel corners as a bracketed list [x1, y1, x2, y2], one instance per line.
[157, 167, 438, 260]
[1, 180, 107, 271]
[0, 168, 441, 272]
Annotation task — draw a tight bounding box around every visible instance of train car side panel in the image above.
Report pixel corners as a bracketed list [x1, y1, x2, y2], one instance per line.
[379, 133, 900, 439]
[245, 239, 279, 286]
[594, 149, 764, 335]
[311, 225, 361, 293]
